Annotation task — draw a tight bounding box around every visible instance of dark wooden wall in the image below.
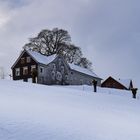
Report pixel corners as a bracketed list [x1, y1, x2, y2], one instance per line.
[101, 77, 127, 90]
[12, 52, 37, 81]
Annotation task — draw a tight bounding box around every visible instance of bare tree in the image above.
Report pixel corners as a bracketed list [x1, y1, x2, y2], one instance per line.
[23, 28, 92, 70]
[76, 57, 92, 70]
[24, 28, 71, 55]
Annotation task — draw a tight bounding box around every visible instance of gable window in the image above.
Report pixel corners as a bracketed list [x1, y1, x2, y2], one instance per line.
[31, 65, 36, 72]
[15, 68, 20, 76]
[27, 57, 31, 63]
[21, 58, 25, 64]
[23, 66, 28, 75]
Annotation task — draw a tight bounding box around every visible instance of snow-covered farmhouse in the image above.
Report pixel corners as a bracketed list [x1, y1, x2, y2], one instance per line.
[101, 76, 133, 90]
[11, 49, 102, 85]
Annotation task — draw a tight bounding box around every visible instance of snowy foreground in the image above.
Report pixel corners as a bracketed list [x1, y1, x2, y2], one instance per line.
[0, 80, 140, 140]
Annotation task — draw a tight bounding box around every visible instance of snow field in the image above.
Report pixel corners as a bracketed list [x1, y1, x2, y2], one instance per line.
[0, 80, 140, 140]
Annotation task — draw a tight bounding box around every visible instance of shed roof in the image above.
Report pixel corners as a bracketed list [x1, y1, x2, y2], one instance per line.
[69, 63, 101, 79]
[118, 79, 132, 89]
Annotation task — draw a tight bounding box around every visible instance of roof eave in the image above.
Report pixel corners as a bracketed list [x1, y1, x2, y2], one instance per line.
[71, 68, 102, 80]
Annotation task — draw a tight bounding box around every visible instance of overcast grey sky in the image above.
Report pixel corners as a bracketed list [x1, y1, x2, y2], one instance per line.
[0, 0, 139, 88]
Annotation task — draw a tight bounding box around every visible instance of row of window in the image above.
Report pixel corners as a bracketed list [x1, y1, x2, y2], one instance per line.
[20, 57, 31, 64]
[15, 65, 36, 76]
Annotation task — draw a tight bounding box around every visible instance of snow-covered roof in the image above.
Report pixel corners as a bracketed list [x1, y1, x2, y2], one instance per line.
[27, 50, 56, 65]
[26, 50, 101, 79]
[118, 79, 132, 89]
[69, 63, 101, 78]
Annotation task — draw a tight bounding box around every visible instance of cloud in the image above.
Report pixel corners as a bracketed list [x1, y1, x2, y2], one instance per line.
[0, 2, 12, 29]
[0, 0, 139, 88]
[0, 10, 10, 29]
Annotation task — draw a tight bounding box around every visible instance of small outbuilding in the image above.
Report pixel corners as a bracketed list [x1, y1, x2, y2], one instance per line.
[101, 76, 133, 90]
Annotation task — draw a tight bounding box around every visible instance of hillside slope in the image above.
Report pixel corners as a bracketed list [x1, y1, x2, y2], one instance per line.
[0, 80, 140, 140]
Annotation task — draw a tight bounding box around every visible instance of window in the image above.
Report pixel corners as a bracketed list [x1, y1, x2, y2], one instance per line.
[15, 68, 20, 76]
[31, 65, 36, 72]
[65, 74, 68, 80]
[21, 58, 25, 64]
[40, 67, 44, 73]
[27, 57, 31, 63]
[23, 66, 28, 75]
[52, 63, 56, 71]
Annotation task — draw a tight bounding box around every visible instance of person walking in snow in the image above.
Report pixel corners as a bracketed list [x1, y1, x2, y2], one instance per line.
[92, 79, 97, 92]
[131, 88, 138, 99]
